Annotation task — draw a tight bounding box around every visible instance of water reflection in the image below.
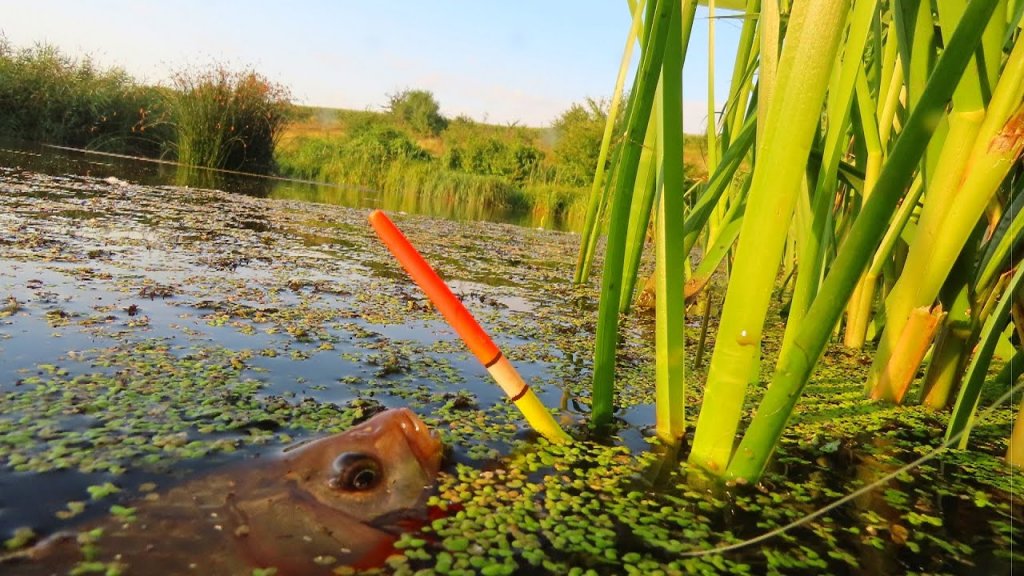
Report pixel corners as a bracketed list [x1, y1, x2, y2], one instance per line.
[0, 140, 575, 231]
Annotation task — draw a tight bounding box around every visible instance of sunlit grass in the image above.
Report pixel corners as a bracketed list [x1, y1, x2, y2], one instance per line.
[164, 66, 291, 173]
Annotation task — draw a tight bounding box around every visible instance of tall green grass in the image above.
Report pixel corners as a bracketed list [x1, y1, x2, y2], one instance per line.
[0, 40, 169, 155]
[165, 67, 291, 173]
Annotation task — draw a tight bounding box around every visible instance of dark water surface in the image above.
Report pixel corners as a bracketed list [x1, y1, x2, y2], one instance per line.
[0, 148, 1020, 575]
[0, 141, 570, 231]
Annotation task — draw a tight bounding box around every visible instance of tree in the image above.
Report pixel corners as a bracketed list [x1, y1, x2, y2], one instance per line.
[387, 89, 448, 136]
[551, 98, 610, 185]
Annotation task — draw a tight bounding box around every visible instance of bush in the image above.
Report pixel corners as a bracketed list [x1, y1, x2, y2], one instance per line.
[550, 98, 611, 186]
[346, 123, 432, 165]
[166, 66, 291, 173]
[276, 124, 430, 189]
[387, 89, 448, 136]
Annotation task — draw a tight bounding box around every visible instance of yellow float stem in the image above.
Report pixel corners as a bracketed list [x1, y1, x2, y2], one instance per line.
[485, 354, 571, 442]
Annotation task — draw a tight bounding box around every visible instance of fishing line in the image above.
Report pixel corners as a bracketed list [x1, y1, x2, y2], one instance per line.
[678, 376, 1024, 557]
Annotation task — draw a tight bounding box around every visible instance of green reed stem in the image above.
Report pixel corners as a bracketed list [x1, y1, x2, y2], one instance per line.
[591, 0, 677, 429]
[725, 0, 1000, 482]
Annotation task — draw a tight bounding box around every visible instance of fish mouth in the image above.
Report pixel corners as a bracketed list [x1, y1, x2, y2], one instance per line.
[392, 408, 443, 472]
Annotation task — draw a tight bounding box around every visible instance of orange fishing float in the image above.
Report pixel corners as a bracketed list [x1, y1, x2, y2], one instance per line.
[368, 210, 570, 442]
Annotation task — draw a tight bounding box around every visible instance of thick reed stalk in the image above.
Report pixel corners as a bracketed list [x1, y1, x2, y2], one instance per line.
[654, 4, 686, 444]
[725, 0, 1000, 483]
[869, 304, 946, 403]
[688, 0, 852, 473]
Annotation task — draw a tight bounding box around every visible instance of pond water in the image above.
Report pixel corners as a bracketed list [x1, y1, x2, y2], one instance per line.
[0, 150, 1020, 575]
[0, 141, 574, 232]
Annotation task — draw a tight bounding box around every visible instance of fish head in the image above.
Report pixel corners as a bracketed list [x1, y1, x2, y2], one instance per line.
[282, 408, 443, 524]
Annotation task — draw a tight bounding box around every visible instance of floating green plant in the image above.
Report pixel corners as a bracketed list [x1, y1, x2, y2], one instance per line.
[0, 161, 1020, 573]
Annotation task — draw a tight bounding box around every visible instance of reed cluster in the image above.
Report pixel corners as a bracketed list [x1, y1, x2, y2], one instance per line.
[165, 67, 291, 173]
[580, 0, 1023, 482]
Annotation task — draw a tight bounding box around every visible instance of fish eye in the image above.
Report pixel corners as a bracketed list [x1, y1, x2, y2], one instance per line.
[329, 452, 382, 491]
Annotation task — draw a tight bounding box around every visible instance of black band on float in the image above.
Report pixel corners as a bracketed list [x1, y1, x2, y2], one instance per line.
[509, 384, 530, 402]
[484, 351, 502, 368]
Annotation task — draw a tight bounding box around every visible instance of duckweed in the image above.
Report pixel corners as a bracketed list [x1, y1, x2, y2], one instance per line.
[0, 170, 1019, 574]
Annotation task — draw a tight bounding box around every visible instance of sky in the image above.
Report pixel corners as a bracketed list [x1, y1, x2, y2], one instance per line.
[1, 1, 742, 130]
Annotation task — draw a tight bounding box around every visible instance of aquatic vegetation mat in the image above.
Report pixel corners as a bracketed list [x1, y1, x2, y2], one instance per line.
[0, 168, 1020, 574]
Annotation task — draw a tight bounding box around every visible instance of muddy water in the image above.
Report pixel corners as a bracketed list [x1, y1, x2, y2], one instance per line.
[0, 159, 1020, 574]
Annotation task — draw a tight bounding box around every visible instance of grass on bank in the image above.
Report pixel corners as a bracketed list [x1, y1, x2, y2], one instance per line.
[279, 109, 584, 230]
[0, 38, 708, 225]
[0, 39, 170, 156]
[0, 41, 290, 174]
